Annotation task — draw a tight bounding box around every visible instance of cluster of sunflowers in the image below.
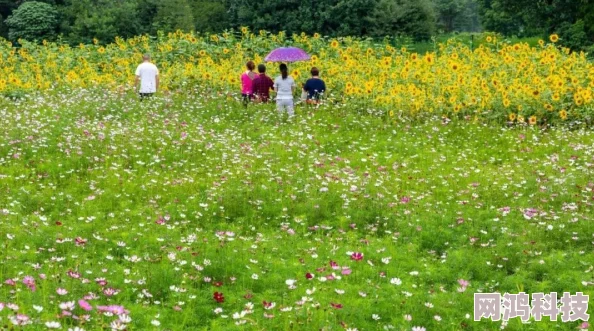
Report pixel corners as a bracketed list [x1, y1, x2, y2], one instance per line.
[0, 29, 593, 124]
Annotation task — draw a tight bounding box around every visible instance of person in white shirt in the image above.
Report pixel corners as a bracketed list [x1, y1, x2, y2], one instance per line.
[135, 54, 159, 99]
[274, 63, 296, 118]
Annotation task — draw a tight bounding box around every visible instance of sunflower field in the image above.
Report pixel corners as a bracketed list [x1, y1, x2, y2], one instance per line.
[1, 29, 593, 124]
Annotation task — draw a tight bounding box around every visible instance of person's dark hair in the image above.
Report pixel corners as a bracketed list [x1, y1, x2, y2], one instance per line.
[246, 61, 255, 71]
[280, 63, 288, 79]
[258, 64, 266, 73]
[311, 67, 319, 76]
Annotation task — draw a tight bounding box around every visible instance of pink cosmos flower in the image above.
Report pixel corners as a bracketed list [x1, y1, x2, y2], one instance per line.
[103, 288, 119, 296]
[341, 268, 352, 275]
[22, 276, 36, 291]
[97, 305, 128, 315]
[351, 252, 363, 261]
[78, 300, 93, 311]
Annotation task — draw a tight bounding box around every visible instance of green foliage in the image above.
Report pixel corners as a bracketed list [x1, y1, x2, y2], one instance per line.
[153, 0, 195, 33]
[193, 1, 230, 33]
[4, 1, 58, 42]
[433, 0, 480, 32]
[372, 0, 436, 41]
[477, 0, 594, 50]
[557, 20, 588, 51]
[60, 0, 142, 44]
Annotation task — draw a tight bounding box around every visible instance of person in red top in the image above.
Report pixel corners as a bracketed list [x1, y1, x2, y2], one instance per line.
[251, 64, 274, 103]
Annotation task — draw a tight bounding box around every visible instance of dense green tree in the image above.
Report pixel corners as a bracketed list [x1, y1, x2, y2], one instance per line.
[153, 0, 194, 32]
[60, 0, 142, 44]
[192, 1, 230, 33]
[477, 0, 593, 50]
[371, 0, 436, 40]
[433, 0, 480, 32]
[5, 1, 58, 42]
[327, 0, 378, 36]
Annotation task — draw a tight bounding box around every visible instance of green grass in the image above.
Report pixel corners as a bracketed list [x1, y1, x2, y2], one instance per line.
[0, 89, 592, 330]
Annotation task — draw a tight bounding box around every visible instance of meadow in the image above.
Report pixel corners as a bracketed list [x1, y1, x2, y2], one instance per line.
[0, 87, 593, 330]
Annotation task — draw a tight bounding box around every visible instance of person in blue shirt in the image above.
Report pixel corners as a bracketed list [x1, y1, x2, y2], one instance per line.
[303, 67, 326, 104]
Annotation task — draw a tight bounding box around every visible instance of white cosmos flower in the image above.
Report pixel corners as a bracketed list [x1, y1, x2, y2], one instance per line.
[45, 321, 61, 329]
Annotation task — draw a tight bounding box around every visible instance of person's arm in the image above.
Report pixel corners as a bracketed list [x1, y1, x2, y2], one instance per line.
[155, 74, 159, 91]
[291, 78, 296, 93]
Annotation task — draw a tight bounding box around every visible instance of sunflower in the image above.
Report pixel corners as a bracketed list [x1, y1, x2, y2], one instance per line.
[503, 99, 511, 107]
[313, 33, 320, 39]
[424, 54, 433, 64]
[529, 115, 537, 125]
[241, 26, 249, 34]
[486, 36, 493, 43]
[330, 40, 339, 48]
[97, 47, 105, 54]
[552, 92, 560, 101]
[223, 48, 230, 54]
[559, 109, 568, 120]
[389, 110, 394, 117]
[508, 113, 517, 121]
[549, 34, 559, 43]
[544, 103, 553, 111]
[199, 50, 206, 56]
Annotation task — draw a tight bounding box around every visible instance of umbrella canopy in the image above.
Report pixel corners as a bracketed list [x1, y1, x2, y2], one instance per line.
[264, 47, 311, 62]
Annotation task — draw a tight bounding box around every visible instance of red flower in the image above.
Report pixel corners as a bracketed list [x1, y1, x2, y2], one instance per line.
[331, 302, 343, 309]
[305, 273, 314, 279]
[213, 291, 224, 303]
[350, 252, 363, 261]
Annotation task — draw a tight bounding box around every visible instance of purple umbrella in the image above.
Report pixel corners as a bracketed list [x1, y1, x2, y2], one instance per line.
[264, 47, 311, 62]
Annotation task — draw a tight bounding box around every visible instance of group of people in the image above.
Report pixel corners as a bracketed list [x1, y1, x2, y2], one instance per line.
[240, 61, 326, 117]
[134, 54, 326, 118]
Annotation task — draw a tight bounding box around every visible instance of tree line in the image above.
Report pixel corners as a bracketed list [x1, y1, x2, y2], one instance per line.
[1, 0, 593, 51]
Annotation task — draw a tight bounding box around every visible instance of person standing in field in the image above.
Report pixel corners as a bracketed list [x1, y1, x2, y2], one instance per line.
[240, 61, 256, 106]
[135, 54, 159, 99]
[303, 67, 326, 104]
[274, 63, 296, 118]
[252, 64, 274, 103]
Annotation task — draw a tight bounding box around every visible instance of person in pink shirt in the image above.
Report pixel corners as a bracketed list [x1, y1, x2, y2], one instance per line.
[241, 61, 256, 107]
